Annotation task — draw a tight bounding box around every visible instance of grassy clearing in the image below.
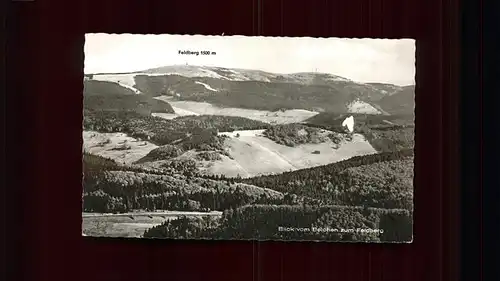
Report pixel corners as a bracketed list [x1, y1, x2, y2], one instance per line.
[200, 130, 377, 178]
[83, 131, 158, 165]
[82, 211, 223, 238]
[155, 97, 319, 124]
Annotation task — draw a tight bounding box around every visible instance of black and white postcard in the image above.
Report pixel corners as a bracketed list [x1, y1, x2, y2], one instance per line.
[82, 34, 415, 243]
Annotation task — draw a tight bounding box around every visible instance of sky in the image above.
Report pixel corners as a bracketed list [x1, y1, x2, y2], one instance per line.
[84, 34, 416, 86]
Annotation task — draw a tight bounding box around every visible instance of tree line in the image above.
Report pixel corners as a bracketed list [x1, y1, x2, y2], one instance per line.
[83, 154, 286, 213]
[262, 123, 342, 147]
[143, 204, 413, 242]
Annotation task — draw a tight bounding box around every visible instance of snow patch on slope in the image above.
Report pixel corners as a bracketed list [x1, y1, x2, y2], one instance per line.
[93, 74, 136, 87]
[119, 83, 141, 94]
[92, 74, 141, 94]
[143, 65, 228, 80]
[195, 81, 218, 91]
[230, 71, 271, 82]
[347, 100, 381, 114]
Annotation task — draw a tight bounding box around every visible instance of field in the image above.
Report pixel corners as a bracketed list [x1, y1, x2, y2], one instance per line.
[83, 131, 157, 165]
[201, 130, 377, 178]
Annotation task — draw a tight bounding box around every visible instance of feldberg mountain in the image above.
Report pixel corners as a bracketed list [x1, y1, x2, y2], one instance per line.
[86, 64, 415, 115]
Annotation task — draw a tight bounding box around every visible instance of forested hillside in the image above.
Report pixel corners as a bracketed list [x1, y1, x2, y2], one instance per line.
[83, 80, 175, 115]
[237, 149, 414, 210]
[143, 205, 412, 242]
[83, 153, 286, 213]
[91, 66, 414, 116]
[304, 113, 414, 152]
[84, 146, 414, 242]
[262, 123, 343, 147]
[305, 112, 414, 131]
[133, 74, 383, 113]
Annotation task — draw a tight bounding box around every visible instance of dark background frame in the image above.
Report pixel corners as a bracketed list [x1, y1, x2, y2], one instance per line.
[6, 0, 464, 280]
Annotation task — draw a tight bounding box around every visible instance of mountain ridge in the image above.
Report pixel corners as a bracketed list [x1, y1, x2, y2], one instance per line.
[86, 64, 415, 117]
[87, 64, 415, 87]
